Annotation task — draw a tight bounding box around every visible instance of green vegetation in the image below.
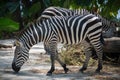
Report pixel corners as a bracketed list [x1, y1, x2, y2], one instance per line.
[0, 17, 19, 38]
[0, 0, 120, 33]
[0, 17, 19, 32]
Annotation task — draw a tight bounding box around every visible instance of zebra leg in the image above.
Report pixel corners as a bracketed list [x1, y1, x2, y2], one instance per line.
[80, 41, 92, 73]
[44, 43, 49, 54]
[44, 43, 54, 75]
[47, 53, 55, 76]
[46, 42, 58, 76]
[95, 48, 103, 73]
[90, 40, 103, 73]
[55, 51, 69, 73]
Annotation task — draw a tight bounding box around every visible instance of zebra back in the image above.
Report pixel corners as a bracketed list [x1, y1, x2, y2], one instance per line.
[48, 14, 102, 44]
[18, 14, 102, 47]
[38, 7, 119, 32]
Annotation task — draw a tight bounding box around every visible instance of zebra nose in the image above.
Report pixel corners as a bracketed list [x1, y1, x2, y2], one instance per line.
[12, 62, 20, 73]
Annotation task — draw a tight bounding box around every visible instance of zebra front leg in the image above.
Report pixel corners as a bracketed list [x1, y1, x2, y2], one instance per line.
[44, 43, 50, 54]
[46, 42, 58, 76]
[47, 53, 55, 76]
[55, 52, 69, 73]
[80, 44, 92, 73]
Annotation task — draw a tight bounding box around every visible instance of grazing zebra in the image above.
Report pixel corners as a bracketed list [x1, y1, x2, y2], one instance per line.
[12, 14, 103, 76]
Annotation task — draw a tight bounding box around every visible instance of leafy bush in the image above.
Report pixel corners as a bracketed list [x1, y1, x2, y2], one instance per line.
[0, 17, 19, 32]
[0, 17, 19, 38]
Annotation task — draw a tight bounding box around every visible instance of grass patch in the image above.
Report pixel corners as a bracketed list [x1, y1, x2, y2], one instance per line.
[60, 44, 97, 66]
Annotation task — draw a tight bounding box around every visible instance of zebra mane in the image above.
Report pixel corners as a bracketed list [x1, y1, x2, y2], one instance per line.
[14, 22, 34, 40]
[92, 11, 120, 26]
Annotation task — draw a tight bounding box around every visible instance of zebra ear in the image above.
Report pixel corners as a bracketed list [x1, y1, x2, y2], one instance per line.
[14, 40, 23, 47]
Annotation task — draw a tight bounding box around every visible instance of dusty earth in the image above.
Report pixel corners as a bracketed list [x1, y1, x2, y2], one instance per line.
[0, 39, 120, 80]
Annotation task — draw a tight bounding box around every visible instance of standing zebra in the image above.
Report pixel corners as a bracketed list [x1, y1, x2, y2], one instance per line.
[37, 6, 119, 64]
[37, 7, 103, 65]
[37, 6, 119, 32]
[12, 14, 103, 76]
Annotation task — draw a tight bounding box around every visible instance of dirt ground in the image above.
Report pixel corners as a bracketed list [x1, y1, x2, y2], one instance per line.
[0, 40, 120, 80]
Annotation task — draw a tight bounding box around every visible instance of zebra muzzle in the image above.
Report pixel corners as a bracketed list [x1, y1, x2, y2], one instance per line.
[12, 62, 21, 73]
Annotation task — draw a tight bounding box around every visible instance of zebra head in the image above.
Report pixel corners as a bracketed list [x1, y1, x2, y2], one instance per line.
[12, 40, 29, 73]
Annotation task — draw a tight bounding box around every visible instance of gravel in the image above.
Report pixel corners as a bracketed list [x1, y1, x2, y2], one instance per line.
[0, 39, 120, 80]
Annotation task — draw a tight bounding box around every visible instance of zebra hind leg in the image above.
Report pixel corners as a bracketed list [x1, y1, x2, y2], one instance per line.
[91, 41, 103, 73]
[55, 52, 69, 73]
[95, 50, 103, 73]
[95, 35, 104, 73]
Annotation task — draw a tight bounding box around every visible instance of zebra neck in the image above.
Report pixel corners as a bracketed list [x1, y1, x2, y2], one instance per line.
[18, 20, 53, 50]
[18, 23, 42, 50]
[18, 38, 31, 51]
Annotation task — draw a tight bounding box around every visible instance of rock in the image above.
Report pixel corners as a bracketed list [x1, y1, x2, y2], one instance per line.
[104, 37, 120, 53]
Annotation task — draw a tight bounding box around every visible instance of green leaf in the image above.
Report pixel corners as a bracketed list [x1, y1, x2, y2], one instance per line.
[28, 2, 41, 17]
[76, 0, 92, 6]
[0, 17, 19, 32]
[63, 0, 70, 8]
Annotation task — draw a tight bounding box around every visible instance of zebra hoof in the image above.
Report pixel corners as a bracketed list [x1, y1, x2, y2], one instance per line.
[64, 68, 69, 73]
[79, 69, 84, 73]
[46, 72, 52, 76]
[95, 69, 100, 73]
[79, 67, 87, 73]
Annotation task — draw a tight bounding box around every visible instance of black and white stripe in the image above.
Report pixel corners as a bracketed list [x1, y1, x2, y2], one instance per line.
[37, 7, 119, 69]
[38, 6, 118, 31]
[38, 6, 104, 64]
[12, 14, 103, 75]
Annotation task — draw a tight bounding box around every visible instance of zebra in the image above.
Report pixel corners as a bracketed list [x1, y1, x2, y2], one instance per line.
[36, 7, 97, 61]
[37, 6, 119, 61]
[37, 6, 119, 32]
[12, 14, 103, 76]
